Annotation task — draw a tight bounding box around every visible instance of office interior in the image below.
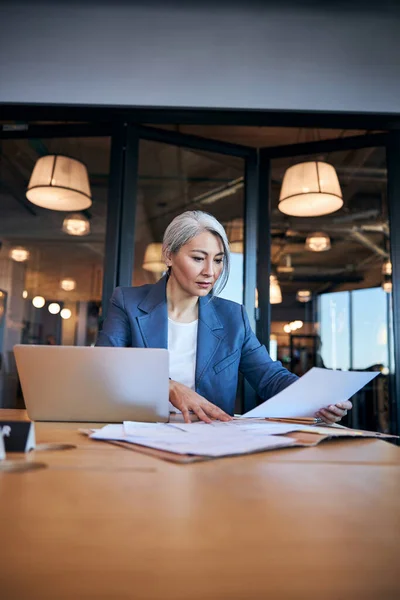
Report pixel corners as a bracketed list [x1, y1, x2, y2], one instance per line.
[0, 118, 398, 436]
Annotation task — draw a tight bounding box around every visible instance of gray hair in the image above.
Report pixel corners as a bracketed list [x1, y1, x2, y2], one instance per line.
[162, 210, 230, 296]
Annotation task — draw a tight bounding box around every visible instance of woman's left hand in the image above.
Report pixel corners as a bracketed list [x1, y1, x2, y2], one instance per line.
[315, 401, 353, 425]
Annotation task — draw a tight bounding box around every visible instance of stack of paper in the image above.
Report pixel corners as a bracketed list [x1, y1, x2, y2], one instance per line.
[90, 420, 297, 457]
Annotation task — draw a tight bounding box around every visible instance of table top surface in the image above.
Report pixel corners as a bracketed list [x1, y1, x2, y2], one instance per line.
[1, 409, 399, 600]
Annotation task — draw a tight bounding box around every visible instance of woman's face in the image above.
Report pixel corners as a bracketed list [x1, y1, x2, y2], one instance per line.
[166, 231, 225, 297]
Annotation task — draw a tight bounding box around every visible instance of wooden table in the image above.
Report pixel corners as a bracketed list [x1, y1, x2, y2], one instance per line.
[1, 409, 399, 600]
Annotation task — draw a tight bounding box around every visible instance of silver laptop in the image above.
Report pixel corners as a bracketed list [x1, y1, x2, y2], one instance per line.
[14, 345, 170, 423]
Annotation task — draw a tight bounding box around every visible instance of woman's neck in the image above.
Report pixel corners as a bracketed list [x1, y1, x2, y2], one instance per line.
[166, 276, 198, 323]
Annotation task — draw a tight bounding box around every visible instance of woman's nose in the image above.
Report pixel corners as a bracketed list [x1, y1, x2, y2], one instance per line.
[202, 260, 214, 276]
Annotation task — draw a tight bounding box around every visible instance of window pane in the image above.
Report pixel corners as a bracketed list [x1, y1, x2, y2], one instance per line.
[352, 287, 389, 370]
[133, 139, 244, 304]
[319, 291, 350, 371]
[0, 136, 110, 408]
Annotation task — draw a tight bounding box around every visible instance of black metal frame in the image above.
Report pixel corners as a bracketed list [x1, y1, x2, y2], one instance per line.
[1, 109, 399, 428]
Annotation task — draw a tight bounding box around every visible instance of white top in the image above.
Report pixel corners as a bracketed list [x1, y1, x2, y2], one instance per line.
[168, 318, 198, 413]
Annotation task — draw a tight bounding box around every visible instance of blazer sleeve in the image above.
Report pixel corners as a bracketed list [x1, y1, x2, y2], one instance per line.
[95, 287, 132, 347]
[239, 305, 298, 400]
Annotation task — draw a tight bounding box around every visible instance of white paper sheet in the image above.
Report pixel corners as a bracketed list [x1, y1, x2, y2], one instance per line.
[242, 367, 379, 418]
[90, 422, 295, 457]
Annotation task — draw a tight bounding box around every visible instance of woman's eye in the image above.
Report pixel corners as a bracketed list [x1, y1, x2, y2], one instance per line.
[215, 259, 223, 264]
[192, 256, 203, 262]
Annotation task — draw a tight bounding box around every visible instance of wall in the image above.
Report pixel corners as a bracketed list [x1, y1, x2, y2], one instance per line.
[0, 1, 400, 114]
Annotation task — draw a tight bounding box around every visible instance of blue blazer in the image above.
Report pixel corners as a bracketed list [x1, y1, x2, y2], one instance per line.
[96, 276, 298, 415]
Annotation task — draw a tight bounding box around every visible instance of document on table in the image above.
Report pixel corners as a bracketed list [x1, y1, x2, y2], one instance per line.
[242, 367, 379, 419]
[90, 420, 296, 457]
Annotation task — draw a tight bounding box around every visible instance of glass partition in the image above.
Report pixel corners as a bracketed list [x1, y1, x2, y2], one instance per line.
[0, 136, 110, 407]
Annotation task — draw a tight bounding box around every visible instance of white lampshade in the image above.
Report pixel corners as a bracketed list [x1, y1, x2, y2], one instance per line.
[270, 275, 282, 304]
[226, 218, 243, 254]
[143, 243, 164, 273]
[26, 155, 92, 211]
[279, 161, 343, 217]
[296, 289, 312, 303]
[382, 260, 392, 276]
[32, 296, 45, 308]
[382, 280, 392, 294]
[305, 232, 331, 252]
[48, 302, 61, 315]
[60, 308, 72, 320]
[62, 212, 90, 236]
[60, 278, 76, 291]
[9, 247, 30, 262]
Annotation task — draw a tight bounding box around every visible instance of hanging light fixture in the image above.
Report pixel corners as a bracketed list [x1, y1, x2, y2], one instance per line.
[9, 247, 30, 262]
[270, 275, 282, 304]
[142, 243, 164, 273]
[382, 259, 392, 276]
[305, 232, 331, 252]
[60, 278, 76, 292]
[60, 308, 72, 320]
[62, 212, 90, 236]
[277, 254, 294, 273]
[32, 296, 45, 309]
[226, 218, 243, 254]
[382, 280, 392, 294]
[296, 289, 312, 303]
[48, 303, 61, 315]
[279, 161, 343, 217]
[26, 155, 92, 211]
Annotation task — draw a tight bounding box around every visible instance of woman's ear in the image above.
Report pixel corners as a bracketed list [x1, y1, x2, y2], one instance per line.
[163, 249, 172, 268]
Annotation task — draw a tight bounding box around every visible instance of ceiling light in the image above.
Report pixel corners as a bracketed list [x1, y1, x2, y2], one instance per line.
[32, 296, 45, 308]
[62, 212, 90, 236]
[9, 247, 29, 262]
[226, 218, 243, 254]
[382, 260, 392, 276]
[48, 302, 61, 315]
[305, 232, 331, 252]
[296, 289, 312, 303]
[22, 290, 28, 299]
[195, 177, 243, 206]
[60, 308, 72, 320]
[279, 161, 343, 217]
[60, 278, 76, 291]
[283, 324, 291, 333]
[26, 155, 92, 211]
[142, 243, 164, 273]
[270, 275, 282, 304]
[277, 254, 294, 273]
[293, 320, 303, 329]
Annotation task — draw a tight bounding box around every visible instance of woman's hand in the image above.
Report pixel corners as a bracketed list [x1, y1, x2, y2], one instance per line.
[169, 379, 232, 424]
[315, 401, 353, 425]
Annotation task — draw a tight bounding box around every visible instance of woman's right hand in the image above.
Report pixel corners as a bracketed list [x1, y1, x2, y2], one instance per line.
[169, 379, 232, 424]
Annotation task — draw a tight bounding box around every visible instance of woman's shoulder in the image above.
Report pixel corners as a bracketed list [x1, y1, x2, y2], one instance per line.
[212, 296, 243, 317]
[111, 283, 155, 307]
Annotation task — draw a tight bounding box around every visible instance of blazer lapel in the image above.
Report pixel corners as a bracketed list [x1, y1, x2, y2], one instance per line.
[136, 276, 168, 349]
[195, 295, 224, 389]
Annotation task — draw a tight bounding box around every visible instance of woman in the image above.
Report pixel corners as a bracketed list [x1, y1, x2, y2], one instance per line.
[97, 211, 351, 425]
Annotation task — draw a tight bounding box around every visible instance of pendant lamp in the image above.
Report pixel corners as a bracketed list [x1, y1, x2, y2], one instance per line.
[60, 278, 76, 292]
[62, 213, 90, 236]
[226, 218, 244, 254]
[279, 161, 343, 217]
[270, 275, 282, 304]
[296, 289, 312, 303]
[143, 243, 164, 273]
[9, 247, 30, 262]
[26, 155, 92, 211]
[305, 232, 331, 252]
